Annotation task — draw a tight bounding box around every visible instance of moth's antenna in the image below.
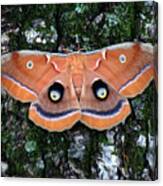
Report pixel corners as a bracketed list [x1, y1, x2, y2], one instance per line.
[58, 44, 73, 53]
[75, 34, 85, 52]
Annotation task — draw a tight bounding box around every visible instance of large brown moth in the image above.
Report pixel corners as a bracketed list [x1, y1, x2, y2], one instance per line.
[1, 42, 156, 132]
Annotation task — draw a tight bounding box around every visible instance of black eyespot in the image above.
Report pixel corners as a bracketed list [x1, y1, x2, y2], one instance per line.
[92, 80, 109, 101]
[48, 82, 64, 103]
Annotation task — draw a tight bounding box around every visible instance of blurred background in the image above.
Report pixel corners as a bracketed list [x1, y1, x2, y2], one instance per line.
[1, 1, 158, 180]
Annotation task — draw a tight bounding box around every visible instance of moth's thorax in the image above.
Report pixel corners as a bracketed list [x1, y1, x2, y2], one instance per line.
[68, 54, 85, 73]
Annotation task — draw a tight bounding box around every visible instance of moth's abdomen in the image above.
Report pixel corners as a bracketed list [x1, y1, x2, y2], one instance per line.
[72, 73, 83, 99]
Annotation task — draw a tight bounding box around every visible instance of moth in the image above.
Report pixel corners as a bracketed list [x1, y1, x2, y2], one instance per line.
[1, 42, 156, 132]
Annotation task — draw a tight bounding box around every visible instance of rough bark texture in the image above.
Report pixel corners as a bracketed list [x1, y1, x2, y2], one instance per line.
[1, 2, 158, 180]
